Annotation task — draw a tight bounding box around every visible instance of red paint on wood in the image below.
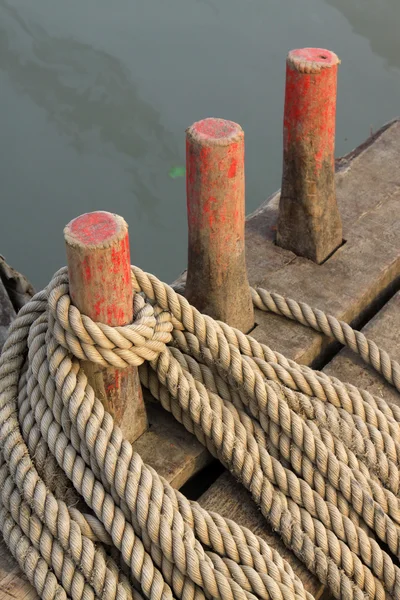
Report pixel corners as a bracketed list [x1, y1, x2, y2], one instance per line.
[93, 298, 104, 319]
[289, 47, 337, 66]
[192, 118, 238, 140]
[186, 119, 244, 256]
[283, 48, 339, 173]
[65, 211, 147, 441]
[277, 48, 342, 263]
[228, 158, 237, 179]
[69, 211, 118, 245]
[105, 369, 121, 393]
[185, 118, 254, 331]
[82, 257, 92, 283]
[65, 212, 133, 327]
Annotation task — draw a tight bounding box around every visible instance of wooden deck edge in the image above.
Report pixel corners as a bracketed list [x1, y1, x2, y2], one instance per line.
[334, 117, 400, 172]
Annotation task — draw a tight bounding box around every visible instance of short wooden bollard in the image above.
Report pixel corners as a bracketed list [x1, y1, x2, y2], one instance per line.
[185, 118, 254, 333]
[277, 48, 343, 264]
[64, 211, 147, 442]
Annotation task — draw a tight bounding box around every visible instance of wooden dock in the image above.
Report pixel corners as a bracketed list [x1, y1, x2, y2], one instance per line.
[1, 116, 400, 599]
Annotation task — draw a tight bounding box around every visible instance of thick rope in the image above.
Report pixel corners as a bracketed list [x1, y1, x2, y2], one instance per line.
[1, 266, 400, 600]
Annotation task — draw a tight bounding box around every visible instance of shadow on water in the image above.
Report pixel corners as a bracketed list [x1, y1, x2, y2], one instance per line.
[326, 0, 400, 70]
[0, 0, 180, 223]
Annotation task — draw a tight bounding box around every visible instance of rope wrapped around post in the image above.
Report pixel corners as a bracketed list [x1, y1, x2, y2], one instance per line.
[1, 265, 400, 600]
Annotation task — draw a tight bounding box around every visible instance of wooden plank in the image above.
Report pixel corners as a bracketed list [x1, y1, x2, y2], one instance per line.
[323, 291, 400, 407]
[247, 121, 400, 365]
[176, 119, 400, 367]
[0, 571, 35, 600]
[176, 121, 400, 600]
[0, 549, 34, 600]
[199, 291, 400, 599]
[135, 400, 212, 488]
[176, 122, 400, 597]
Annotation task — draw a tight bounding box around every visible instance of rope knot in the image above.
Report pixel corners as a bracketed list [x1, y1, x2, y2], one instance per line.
[2, 264, 400, 600]
[46, 268, 173, 368]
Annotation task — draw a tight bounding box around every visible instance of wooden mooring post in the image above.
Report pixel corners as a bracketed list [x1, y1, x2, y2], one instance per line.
[277, 48, 343, 263]
[64, 211, 148, 442]
[185, 118, 254, 333]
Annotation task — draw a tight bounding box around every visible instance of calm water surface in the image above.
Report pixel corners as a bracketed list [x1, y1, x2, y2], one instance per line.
[1, 0, 400, 290]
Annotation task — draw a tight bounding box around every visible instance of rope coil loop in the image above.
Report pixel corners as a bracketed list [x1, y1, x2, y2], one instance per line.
[1, 265, 400, 600]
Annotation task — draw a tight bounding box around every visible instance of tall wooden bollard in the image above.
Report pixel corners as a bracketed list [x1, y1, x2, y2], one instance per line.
[277, 48, 343, 264]
[185, 118, 254, 332]
[64, 211, 147, 442]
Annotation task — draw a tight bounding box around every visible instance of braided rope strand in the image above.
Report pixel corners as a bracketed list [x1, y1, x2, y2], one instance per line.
[0, 267, 399, 600]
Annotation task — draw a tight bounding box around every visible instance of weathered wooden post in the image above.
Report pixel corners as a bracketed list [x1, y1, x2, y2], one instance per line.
[64, 211, 147, 442]
[277, 48, 343, 263]
[185, 118, 254, 333]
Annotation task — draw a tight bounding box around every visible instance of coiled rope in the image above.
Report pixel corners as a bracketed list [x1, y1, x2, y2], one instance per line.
[1, 265, 400, 600]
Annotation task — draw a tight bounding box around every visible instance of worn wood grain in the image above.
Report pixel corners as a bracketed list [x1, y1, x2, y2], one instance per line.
[323, 290, 400, 408]
[134, 399, 212, 488]
[0, 547, 34, 600]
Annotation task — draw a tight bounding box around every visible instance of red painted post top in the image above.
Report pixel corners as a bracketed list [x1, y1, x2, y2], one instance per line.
[68, 211, 119, 246]
[287, 48, 340, 72]
[185, 118, 254, 332]
[189, 118, 241, 142]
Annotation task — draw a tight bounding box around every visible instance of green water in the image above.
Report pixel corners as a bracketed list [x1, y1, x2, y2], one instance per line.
[1, 0, 399, 290]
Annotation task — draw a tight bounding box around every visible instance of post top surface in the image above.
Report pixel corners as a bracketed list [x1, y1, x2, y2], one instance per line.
[187, 118, 243, 144]
[65, 211, 127, 249]
[287, 48, 340, 73]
